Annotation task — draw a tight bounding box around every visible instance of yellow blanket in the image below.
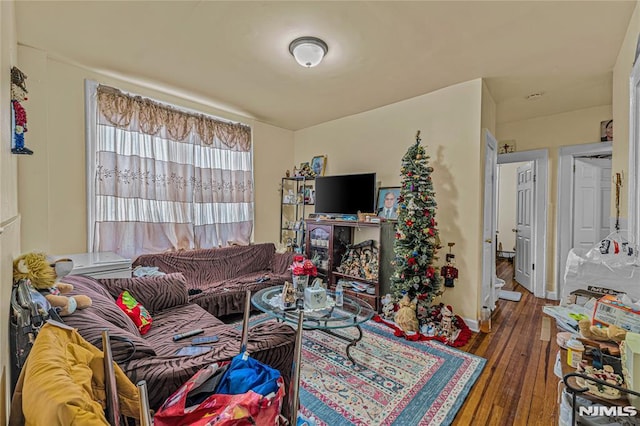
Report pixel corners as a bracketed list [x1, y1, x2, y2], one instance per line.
[9, 322, 140, 425]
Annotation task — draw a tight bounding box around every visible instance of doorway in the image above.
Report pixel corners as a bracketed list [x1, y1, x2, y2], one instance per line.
[497, 160, 534, 293]
[556, 142, 613, 299]
[495, 149, 548, 299]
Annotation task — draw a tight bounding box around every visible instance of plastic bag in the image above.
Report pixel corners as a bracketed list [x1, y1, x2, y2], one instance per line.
[583, 230, 637, 267]
[154, 354, 284, 426]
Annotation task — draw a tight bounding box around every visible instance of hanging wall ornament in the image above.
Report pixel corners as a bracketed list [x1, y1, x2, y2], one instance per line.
[11, 67, 33, 155]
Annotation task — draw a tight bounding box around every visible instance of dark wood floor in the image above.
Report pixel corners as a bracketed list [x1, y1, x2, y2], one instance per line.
[453, 259, 561, 426]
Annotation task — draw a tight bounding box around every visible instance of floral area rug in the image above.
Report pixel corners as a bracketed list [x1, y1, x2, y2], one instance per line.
[296, 320, 485, 426]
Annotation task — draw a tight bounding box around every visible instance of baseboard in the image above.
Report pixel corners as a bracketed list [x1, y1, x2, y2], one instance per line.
[464, 318, 479, 333]
[546, 290, 559, 301]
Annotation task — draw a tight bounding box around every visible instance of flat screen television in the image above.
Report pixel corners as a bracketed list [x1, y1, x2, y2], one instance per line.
[314, 173, 376, 215]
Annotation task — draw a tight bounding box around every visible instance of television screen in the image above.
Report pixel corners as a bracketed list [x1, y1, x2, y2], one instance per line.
[314, 173, 376, 215]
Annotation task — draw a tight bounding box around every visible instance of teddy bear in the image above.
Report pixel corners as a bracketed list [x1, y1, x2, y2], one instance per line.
[13, 252, 92, 316]
[394, 293, 419, 333]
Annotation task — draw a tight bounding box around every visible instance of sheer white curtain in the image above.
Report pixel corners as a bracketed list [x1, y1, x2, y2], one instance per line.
[85, 81, 253, 259]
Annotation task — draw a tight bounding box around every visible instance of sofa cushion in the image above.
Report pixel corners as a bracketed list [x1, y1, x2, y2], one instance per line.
[98, 273, 190, 314]
[60, 274, 156, 359]
[133, 243, 277, 291]
[61, 275, 140, 335]
[62, 307, 156, 360]
[121, 302, 296, 409]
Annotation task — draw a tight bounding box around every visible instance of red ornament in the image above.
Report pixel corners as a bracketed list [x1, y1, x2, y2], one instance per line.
[408, 257, 416, 266]
[426, 266, 435, 278]
[406, 219, 414, 227]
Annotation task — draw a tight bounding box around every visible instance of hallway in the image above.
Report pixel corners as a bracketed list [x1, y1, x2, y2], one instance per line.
[454, 259, 561, 425]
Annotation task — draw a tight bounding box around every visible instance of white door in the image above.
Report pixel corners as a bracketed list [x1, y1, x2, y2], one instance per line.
[515, 163, 533, 292]
[482, 130, 498, 310]
[573, 158, 612, 250]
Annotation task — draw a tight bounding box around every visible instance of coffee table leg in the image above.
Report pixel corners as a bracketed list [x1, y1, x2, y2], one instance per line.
[320, 325, 363, 365]
[345, 325, 363, 365]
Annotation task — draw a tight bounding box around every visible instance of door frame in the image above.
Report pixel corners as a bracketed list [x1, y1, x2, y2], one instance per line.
[629, 57, 640, 246]
[482, 129, 498, 310]
[497, 149, 548, 299]
[556, 141, 612, 300]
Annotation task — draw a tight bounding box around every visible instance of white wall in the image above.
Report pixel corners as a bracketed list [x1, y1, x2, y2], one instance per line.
[16, 45, 295, 255]
[294, 79, 485, 321]
[1, 1, 20, 421]
[613, 1, 640, 220]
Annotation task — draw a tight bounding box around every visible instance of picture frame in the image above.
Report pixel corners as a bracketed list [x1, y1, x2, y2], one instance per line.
[303, 185, 314, 204]
[376, 187, 401, 220]
[311, 155, 327, 176]
[600, 119, 613, 142]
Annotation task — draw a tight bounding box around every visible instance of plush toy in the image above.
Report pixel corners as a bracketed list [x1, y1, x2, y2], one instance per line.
[13, 252, 92, 316]
[394, 294, 419, 333]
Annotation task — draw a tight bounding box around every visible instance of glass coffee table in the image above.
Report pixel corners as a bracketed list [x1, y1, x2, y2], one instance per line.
[251, 285, 374, 364]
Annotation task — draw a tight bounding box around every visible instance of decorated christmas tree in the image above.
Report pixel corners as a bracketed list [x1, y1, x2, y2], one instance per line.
[390, 131, 442, 314]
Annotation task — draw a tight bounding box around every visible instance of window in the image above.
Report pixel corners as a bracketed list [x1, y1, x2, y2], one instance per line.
[85, 81, 253, 259]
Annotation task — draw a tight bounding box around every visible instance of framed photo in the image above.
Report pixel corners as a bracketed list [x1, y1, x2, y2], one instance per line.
[600, 120, 613, 142]
[303, 185, 314, 204]
[311, 155, 327, 176]
[376, 187, 401, 220]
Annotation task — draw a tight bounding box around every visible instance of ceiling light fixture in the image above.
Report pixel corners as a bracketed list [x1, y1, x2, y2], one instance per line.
[289, 36, 328, 68]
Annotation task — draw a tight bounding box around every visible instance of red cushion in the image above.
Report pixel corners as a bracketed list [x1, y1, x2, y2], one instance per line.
[116, 290, 153, 335]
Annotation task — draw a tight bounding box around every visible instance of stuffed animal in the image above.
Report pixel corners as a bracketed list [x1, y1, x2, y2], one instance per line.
[394, 294, 419, 333]
[13, 252, 92, 316]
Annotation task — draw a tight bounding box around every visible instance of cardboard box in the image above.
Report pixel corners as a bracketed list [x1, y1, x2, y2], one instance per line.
[593, 295, 640, 333]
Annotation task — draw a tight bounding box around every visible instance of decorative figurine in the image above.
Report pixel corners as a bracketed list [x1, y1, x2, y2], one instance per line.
[381, 294, 395, 320]
[395, 294, 419, 333]
[282, 281, 296, 308]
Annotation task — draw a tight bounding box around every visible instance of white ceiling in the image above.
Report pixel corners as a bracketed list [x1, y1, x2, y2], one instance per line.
[15, 1, 636, 131]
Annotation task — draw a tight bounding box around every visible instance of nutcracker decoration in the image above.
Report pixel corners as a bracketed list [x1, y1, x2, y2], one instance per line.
[441, 242, 458, 288]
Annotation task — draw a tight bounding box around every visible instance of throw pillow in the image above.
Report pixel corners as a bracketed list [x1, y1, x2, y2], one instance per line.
[117, 290, 153, 335]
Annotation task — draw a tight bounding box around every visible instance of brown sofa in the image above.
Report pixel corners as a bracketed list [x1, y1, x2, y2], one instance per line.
[61, 273, 296, 410]
[133, 243, 294, 317]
